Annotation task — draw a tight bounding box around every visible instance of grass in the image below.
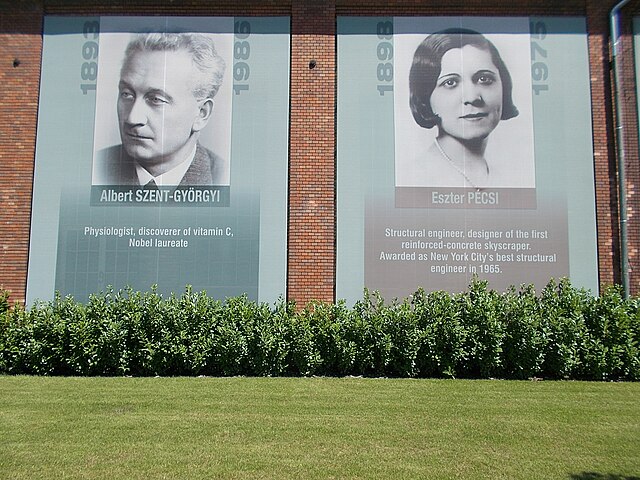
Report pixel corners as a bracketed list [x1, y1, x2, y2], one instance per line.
[0, 377, 638, 479]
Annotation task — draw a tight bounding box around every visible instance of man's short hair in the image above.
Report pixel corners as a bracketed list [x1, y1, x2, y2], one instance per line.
[123, 32, 226, 101]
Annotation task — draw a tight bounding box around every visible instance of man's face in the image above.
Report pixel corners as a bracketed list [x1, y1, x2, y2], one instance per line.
[117, 49, 203, 171]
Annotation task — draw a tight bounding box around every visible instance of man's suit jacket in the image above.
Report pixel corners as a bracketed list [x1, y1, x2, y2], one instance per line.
[93, 143, 225, 186]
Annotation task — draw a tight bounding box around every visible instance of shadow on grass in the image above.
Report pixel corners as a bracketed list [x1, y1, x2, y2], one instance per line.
[569, 474, 640, 480]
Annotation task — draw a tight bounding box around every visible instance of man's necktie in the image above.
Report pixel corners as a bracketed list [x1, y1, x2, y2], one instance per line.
[144, 179, 158, 190]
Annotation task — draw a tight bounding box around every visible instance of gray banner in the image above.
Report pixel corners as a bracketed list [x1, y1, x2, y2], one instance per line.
[336, 16, 597, 303]
[27, 16, 290, 304]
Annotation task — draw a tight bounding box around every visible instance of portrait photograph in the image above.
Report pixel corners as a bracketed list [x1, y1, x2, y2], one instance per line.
[394, 17, 536, 189]
[91, 16, 233, 188]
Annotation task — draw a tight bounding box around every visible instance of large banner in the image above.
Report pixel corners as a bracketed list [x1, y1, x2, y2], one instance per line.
[337, 17, 598, 302]
[27, 16, 290, 303]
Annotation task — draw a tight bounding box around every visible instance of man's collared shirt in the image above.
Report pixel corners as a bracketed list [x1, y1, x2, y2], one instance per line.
[135, 144, 197, 186]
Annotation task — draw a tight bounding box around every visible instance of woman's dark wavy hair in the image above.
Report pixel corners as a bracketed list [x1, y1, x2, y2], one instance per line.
[409, 28, 519, 129]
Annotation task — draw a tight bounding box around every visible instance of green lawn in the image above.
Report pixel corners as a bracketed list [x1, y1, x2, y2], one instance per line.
[0, 377, 638, 479]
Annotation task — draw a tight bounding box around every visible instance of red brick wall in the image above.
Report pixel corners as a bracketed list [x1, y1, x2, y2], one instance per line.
[288, 0, 336, 304]
[1, 0, 639, 303]
[0, 1, 43, 304]
[588, 0, 622, 288]
[615, 1, 640, 294]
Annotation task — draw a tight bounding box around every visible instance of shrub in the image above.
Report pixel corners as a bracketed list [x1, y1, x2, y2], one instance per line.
[0, 279, 638, 380]
[412, 288, 465, 378]
[580, 285, 640, 380]
[500, 284, 546, 379]
[457, 279, 504, 378]
[303, 300, 354, 376]
[539, 279, 590, 379]
[0, 289, 10, 315]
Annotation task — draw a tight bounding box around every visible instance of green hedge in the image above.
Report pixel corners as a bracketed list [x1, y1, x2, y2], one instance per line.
[1, 279, 639, 380]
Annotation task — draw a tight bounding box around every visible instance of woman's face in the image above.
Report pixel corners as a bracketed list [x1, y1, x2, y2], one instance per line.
[429, 44, 503, 142]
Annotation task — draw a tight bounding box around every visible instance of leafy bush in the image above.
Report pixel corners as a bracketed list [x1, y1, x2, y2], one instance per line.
[500, 284, 546, 379]
[412, 289, 465, 378]
[0, 279, 639, 380]
[0, 289, 10, 315]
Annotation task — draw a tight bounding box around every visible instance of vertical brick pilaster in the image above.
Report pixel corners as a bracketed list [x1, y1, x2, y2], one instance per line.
[587, 0, 640, 294]
[0, 1, 43, 304]
[586, 0, 621, 288]
[616, 3, 640, 295]
[288, 0, 336, 304]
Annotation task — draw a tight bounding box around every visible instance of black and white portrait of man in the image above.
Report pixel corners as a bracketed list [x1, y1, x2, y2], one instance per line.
[92, 17, 233, 188]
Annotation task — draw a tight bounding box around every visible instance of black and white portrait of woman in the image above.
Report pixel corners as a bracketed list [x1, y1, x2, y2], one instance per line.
[394, 18, 536, 189]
